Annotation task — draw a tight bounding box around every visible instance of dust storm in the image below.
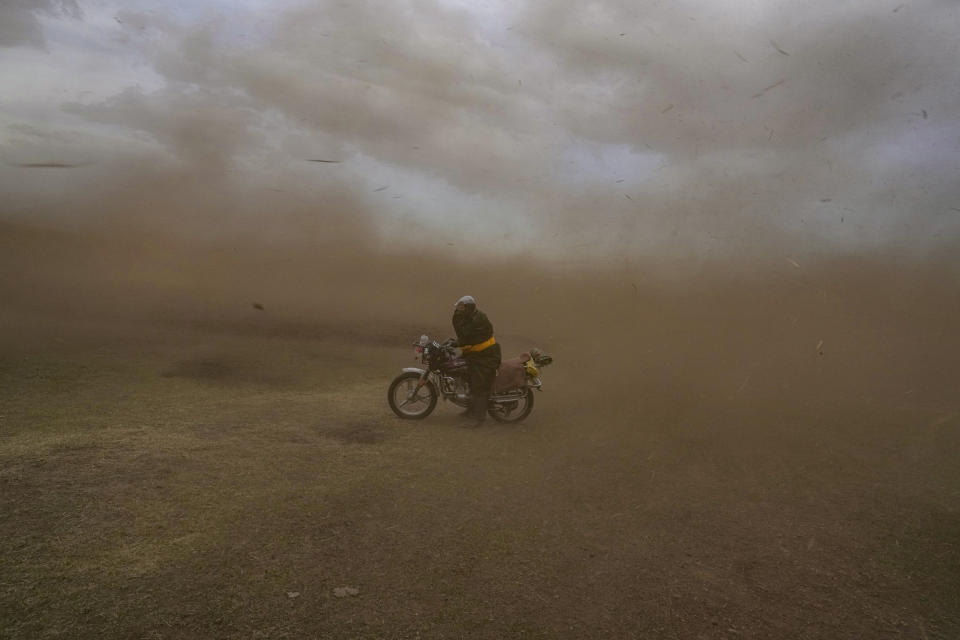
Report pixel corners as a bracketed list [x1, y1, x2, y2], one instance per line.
[2, 0, 960, 638]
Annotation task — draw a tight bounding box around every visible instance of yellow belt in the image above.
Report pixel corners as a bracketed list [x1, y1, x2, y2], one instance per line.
[461, 336, 496, 353]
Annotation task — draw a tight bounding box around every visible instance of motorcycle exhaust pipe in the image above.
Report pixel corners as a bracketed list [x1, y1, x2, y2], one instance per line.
[491, 391, 528, 401]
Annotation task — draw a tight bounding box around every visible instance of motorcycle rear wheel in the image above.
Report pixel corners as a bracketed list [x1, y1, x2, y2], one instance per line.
[388, 372, 438, 419]
[488, 387, 535, 423]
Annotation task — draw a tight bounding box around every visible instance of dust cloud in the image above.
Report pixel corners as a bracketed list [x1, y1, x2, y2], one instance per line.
[2, 212, 958, 410]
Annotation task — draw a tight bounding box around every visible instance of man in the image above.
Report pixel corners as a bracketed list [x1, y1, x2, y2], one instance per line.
[451, 295, 502, 424]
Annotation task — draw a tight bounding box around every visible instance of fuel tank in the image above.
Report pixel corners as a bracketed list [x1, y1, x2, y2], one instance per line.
[438, 356, 467, 375]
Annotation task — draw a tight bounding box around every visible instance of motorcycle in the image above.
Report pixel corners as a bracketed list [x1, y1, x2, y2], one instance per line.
[388, 335, 553, 423]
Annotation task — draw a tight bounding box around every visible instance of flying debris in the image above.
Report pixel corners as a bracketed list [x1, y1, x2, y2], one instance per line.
[252, 303, 265, 311]
[734, 50, 749, 63]
[8, 162, 89, 169]
[752, 79, 786, 99]
[661, 104, 675, 114]
[769, 40, 790, 56]
[373, 185, 389, 192]
[306, 159, 341, 163]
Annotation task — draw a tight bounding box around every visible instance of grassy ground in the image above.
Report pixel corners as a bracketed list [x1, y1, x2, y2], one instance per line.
[2, 311, 958, 640]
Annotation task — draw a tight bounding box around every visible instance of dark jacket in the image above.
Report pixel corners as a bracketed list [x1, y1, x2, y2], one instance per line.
[452, 309, 502, 371]
[453, 309, 494, 347]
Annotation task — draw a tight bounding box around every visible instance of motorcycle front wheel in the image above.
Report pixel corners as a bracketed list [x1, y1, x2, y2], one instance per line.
[488, 387, 535, 423]
[388, 372, 438, 419]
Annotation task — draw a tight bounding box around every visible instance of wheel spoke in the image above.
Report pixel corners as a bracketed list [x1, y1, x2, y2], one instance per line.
[391, 374, 434, 417]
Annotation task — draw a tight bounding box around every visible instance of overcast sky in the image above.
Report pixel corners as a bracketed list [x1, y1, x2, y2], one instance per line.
[1, 0, 958, 262]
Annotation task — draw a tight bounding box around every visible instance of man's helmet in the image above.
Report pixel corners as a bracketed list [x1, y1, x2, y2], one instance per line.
[454, 295, 476, 316]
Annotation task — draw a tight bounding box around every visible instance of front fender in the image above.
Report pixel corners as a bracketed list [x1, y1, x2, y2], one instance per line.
[403, 367, 427, 375]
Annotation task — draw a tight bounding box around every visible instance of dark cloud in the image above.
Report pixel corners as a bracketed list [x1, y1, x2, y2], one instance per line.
[2, 0, 958, 263]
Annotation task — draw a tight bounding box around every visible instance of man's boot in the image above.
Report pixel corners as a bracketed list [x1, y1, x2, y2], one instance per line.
[470, 392, 488, 425]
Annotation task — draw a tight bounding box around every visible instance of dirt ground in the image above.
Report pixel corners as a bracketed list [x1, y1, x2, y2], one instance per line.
[1, 222, 958, 639]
